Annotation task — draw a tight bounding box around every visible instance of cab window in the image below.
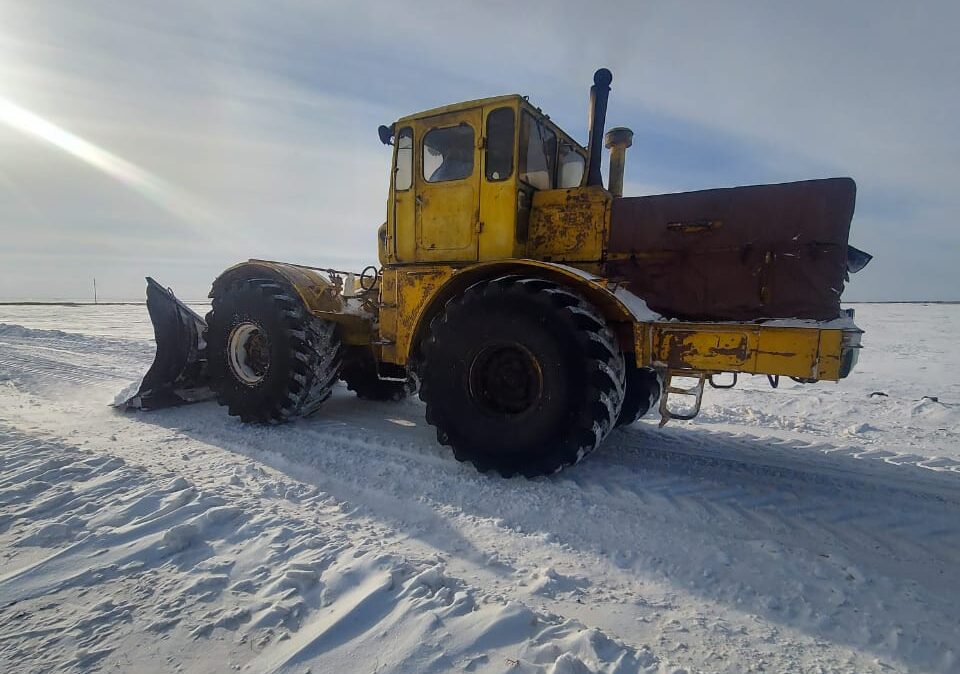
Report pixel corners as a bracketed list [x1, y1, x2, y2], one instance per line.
[395, 127, 413, 191]
[423, 123, 474, 183]
[519, 111, 557, 190]
[558, 143, 585, 188]
[485, 107, 514, 181]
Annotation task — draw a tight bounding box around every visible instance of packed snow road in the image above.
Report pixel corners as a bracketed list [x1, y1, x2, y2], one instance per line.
[0, 304, 958, 673]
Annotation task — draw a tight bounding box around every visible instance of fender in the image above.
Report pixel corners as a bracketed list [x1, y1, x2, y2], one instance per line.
[394, 259, 659, 366]
[211, 259, 373, 345]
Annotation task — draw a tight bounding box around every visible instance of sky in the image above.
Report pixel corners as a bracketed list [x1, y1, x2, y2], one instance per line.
[0, 1, 957, 301]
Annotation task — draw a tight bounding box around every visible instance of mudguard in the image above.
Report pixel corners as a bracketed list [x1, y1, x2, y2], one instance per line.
[119, 277, 213, 410]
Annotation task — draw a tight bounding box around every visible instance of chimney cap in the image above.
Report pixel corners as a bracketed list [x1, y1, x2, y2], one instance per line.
[604, 127, 634, 149]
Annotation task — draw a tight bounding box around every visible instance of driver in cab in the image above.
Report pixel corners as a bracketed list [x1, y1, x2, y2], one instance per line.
[425, 124, 473, 182]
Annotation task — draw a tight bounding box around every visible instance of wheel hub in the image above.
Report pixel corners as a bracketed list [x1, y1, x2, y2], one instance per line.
[468, 343, 543, 416]
[227, 322, 269, 385]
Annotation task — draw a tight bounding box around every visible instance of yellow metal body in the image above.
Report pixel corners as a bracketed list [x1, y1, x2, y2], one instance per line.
[381, 95, 591, 266]
[219, 94, 859, 398]
[527, 187, 610, 261]
[210, 260, 373, 345]
[635, 322, 846, 381]
[375, 260, 638, 366]
[372, 259, 854, 383]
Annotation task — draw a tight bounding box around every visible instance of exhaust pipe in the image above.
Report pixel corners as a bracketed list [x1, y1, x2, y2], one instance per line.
[604, 127, 633, 198]
[585, 68, 612, 187]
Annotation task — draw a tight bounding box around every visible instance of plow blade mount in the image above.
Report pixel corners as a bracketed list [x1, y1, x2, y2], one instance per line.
[120, 277, 213, 410]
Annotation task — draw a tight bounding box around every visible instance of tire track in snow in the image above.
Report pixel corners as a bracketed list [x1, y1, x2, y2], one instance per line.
[0, 323, 153, 390]
[4, 314, 960, 671]
[0, 425, 666, 674]
[118, 398, 960, 672]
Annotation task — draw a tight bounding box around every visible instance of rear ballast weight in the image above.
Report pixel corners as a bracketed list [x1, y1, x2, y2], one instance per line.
[121, 69, 869, 477]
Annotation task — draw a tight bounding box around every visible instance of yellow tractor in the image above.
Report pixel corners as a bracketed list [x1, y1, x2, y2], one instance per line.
[123, 69, 870, 477]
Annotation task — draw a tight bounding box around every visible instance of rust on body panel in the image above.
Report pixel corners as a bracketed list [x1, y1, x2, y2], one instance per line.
[527, 186, 610, 261]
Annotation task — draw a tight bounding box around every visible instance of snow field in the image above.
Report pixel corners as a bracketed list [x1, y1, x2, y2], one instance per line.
[0, 303, 958, 673]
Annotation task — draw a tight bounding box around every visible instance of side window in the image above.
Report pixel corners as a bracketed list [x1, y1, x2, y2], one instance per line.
[395, 127, 413, 191]
[519, 111, 557, 190]
[558, 144, 585, 188]
[423, 123, 474, 183]
[485, 107, 514, 181]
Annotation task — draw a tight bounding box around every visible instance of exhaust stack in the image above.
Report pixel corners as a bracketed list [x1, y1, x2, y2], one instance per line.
[585, 68, 612, 187]
[604, 127, 633, 198]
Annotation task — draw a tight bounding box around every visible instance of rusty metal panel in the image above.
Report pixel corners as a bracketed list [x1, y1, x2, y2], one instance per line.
[654, 327, 759, 372]
[632, 323, 651, 368]
[527, 186, 610, 261]
[642, 322, 850, 381]
[391, 266, 457, 364]
[605, 178, 856, 320]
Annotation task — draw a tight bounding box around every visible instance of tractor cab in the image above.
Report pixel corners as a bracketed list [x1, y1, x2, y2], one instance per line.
[378, 95, 593, 267]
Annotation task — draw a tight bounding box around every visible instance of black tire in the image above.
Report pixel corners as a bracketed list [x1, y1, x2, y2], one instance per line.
[616, 362, 662, 427]
[419, 276, 625, 477]
[205, 279, 342, 423]
[340, 347, 410, 401]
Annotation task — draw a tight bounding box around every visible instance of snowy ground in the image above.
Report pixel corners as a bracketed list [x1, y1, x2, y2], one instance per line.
[0, 303, 958, 673]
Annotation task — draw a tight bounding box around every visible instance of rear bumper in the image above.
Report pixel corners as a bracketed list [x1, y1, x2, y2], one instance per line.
[634, 311, 863, 382]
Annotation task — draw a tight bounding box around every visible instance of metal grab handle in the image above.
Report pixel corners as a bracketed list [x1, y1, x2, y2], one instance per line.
[709, 372, 738, 389]
[666, 219, 722, 233]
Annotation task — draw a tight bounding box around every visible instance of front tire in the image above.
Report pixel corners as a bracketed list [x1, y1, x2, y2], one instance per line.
[205, 279, 342, 423]
[419, 276, 625, 477]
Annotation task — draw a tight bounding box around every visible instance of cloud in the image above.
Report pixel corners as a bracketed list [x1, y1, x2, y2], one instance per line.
[0, 0, 956, 300]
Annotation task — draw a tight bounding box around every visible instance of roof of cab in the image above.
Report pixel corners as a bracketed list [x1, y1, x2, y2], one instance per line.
[395, 94, 587, 153]
[396, 94, 522, 124]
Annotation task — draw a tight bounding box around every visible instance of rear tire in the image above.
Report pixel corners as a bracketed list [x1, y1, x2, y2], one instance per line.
[419, 276, 625, 477]
[205, 279, 342, 423]
[616, 362, 662, 426]
[340, 347, 411, 401]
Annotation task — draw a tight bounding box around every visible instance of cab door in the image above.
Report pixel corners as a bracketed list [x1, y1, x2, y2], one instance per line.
[413, 110, 482, 263]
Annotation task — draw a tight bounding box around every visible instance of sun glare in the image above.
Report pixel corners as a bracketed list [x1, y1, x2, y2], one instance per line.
[0, 96, 213, 223]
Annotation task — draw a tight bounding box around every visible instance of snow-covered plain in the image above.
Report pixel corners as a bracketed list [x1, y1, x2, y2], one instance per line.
[0, 303, 958, 673]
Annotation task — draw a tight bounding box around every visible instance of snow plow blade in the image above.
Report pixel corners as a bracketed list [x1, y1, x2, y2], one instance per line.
[119, 277, 213, 410]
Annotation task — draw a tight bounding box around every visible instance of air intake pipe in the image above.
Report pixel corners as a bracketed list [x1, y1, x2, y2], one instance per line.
[585, 68, 612, 187]
[604, 127, 633, 198]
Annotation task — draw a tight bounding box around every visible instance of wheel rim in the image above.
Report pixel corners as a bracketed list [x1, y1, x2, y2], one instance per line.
[227, 322, 269, 385]
[468, 343, 543, 416]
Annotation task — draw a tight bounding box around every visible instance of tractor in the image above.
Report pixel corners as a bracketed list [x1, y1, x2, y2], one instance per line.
[123, 69, 869, 477]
